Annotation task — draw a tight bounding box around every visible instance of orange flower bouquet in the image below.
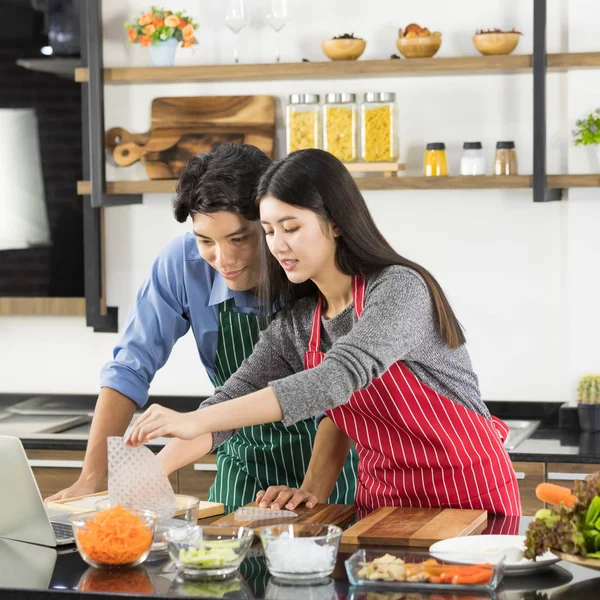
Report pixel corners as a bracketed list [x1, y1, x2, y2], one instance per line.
[125, 6, 198, 66]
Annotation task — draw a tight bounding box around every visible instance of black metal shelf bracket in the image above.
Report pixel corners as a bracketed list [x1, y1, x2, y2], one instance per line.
[80, 0, 142, 332]
[533, 0, 563, 202]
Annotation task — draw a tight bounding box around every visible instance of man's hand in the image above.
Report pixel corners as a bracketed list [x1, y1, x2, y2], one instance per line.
[44, 478, 101, 504]
[256, 486, 320, 511]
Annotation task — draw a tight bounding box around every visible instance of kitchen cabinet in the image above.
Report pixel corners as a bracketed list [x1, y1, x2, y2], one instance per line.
[546, 462, 600, 484]
[512, 461, 545, 516]
[25, 449, 178, 499]
[178, 455, 217, 501]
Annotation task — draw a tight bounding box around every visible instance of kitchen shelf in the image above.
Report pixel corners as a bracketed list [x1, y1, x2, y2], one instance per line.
[0, 297, 86, 317]
[74, 52, 600, 84]
[77, 174, 600, 195]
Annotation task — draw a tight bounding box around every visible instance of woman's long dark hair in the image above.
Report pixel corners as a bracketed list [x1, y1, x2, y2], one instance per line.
[256, 149, 465, 349]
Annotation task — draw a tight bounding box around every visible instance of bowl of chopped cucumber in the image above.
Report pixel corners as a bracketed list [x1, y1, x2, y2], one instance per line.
[163, 525, 254, 579]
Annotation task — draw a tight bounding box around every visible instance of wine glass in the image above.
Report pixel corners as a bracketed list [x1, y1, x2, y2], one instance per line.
[224, 0, 250, 64]
[265, 0, 288, 63]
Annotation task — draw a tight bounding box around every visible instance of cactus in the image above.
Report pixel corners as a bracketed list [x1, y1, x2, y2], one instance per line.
[577, 374, 600, 404]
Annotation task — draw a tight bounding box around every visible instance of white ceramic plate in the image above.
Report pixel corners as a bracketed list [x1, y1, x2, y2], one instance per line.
[429, 535, 560, 575]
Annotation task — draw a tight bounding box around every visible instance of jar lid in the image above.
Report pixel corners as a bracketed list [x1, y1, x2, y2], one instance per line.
[325, 92, 356, 104]
[426, 143, 446, 150]
[463, 142, 482, 150]
[364, 92, 395, 103]
[288, 93, 320, 105]
[496, 141, 515, 149]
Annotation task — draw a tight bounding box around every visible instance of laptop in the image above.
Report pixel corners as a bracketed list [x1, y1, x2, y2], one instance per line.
[0, 436, 75, 546]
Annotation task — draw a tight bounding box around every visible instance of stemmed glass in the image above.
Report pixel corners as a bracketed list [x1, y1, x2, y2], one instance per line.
[265, 0, 288, 63]
[225, 0, 250, 64]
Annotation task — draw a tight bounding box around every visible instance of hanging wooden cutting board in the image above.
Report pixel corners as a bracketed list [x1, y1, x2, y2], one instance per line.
[211, 502, 356, 535]
[107, 95, 276, 179]
[340, 507, 488, 547]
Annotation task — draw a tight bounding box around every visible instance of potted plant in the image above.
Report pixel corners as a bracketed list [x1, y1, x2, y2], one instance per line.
[577, 374, 600, 432]
[573, 108, 600, 168]
[125, 6, 198, 67]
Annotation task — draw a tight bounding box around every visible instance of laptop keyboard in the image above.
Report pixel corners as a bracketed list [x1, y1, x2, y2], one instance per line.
[52, 521, 73, 540]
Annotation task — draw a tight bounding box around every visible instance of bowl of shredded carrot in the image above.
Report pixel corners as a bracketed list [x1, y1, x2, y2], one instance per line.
[72, 505, 157, 568]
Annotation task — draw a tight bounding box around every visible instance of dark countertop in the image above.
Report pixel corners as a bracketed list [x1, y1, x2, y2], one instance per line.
[2, 517, 600, 600]
[2, 394, 600, 463]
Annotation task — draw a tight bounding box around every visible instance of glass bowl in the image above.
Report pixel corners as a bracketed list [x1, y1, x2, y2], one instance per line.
[259, 524, 342, 582]
[72, 508, 156, 569]
[95, 498, 192, 554]
[163, 525, 255, 580]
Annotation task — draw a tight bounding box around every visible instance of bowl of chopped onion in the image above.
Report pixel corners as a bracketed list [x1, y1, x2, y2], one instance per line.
[72, 505, 157, 569]
[163, 525, 254, 579]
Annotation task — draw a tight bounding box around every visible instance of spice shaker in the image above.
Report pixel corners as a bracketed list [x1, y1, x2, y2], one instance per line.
[494, 141, 518, 175]
[424, 143, 448, 176]
[460, 142, 485, 176]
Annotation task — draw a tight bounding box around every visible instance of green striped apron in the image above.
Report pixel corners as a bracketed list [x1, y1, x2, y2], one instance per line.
[207, 298, 357, 511]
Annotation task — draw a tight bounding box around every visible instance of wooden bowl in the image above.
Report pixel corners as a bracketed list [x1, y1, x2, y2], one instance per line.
[472, 32, 520, 55]
[321, 39, 367, 61]
[396, 36, 441, 59]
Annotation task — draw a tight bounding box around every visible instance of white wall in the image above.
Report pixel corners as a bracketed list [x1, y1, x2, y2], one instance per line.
[0, 0, 598, 403]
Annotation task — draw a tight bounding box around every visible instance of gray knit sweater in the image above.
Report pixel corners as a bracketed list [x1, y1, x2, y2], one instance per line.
[200, 265, 486, 450]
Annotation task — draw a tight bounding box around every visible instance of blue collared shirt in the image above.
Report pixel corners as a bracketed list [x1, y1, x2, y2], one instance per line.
[99, 233, 262, 407]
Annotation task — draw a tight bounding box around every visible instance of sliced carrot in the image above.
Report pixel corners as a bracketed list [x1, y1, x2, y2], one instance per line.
[451, 570, 493, 585]
[535, 483, 576, 508]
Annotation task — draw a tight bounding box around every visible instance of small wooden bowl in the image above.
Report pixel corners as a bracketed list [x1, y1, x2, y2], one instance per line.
[321, 39, 367, 61]
[473, 32, 520, 55]
[396, 36, 441, 59]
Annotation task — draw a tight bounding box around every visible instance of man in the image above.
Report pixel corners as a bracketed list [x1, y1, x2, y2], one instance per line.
[47, 143, 357, 510]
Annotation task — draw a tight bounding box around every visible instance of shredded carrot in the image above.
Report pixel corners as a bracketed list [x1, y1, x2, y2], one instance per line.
[76, 505, 153, 565]
[535, 483, 577, 508]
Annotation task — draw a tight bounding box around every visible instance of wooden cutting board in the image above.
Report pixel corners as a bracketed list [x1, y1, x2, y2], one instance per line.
[108, 95, 276, 179]
[47, 491, 224, 520]
[211, 502, 355, 534]
[340, 507, 488, 547]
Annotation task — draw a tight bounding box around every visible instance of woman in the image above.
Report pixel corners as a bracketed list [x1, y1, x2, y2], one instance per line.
[126, 149, 521, 521]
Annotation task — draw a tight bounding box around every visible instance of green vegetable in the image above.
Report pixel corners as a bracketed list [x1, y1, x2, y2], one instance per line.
[524, 472, 600, 560]
[178, 540, 240, 567]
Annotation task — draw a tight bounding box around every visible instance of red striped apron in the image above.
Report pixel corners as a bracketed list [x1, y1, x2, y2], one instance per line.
[304, 276, 521, 526]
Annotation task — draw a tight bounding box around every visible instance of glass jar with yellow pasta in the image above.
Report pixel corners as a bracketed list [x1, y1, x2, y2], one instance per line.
[322, 93, 358, 162]
[360, 92, 398, 162]
[286, 94, 321, 154]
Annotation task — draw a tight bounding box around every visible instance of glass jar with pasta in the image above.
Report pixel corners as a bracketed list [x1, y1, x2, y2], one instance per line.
[322, 93, 358, 162]
[360, 92, 398, 162]
[286, 94, 321, 154]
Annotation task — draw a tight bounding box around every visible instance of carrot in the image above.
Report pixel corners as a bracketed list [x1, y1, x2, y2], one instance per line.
[535, 482, 576, 508]
[451, 570, 493, 585]
[76, 504, 153, 565]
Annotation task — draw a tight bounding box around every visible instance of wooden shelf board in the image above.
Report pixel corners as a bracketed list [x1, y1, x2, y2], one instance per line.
[77, 174, 600, 196]
[74, 52, 600, 84]
[0, 297, 86, 317]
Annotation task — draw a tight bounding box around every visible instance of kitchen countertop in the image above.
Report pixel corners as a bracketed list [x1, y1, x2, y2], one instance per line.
[2, 394, 600, 463]
[1, 517, 599, 600]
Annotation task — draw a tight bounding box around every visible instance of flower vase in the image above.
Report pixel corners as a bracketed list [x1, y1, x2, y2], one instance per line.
[148, 38, 179, 67]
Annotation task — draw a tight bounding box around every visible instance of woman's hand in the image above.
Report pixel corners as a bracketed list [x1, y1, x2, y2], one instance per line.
[124, 405, 203, 446]
[256, 486, 319, 510]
